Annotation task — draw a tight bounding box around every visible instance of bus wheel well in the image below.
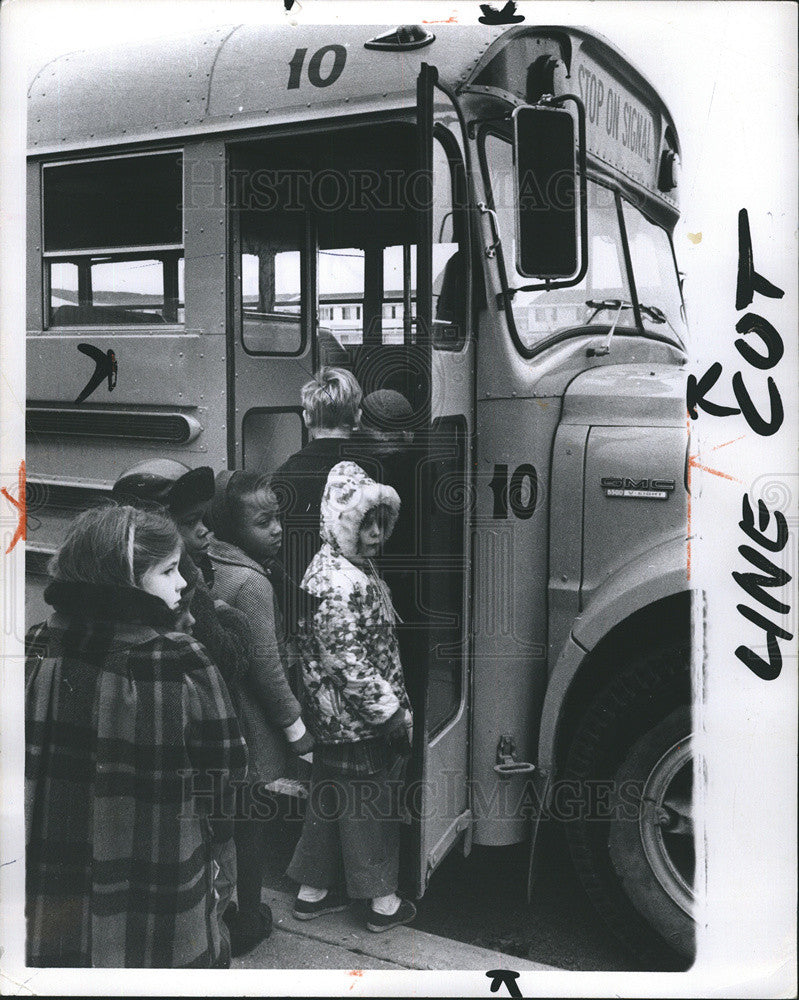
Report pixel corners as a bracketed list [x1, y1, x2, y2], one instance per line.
[555, 591, 692, 772]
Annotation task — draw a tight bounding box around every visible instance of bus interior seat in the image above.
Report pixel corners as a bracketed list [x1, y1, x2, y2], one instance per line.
[317, 328, 352, 369]
[434, 250, 464, 324]
[433, 250, 466, 347]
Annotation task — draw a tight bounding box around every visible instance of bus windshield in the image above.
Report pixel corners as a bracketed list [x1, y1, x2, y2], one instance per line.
[482, 132, 686, 353]
[620, 199, 687, 345]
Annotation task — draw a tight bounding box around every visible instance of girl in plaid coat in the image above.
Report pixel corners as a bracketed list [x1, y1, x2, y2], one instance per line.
[25, 506, 248, 968]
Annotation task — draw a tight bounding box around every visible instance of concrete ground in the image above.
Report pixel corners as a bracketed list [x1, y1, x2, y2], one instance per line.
[233, 888, 559, 972]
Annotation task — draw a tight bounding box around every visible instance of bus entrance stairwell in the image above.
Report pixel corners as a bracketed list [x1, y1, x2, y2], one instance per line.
[227, 95, 475, 895]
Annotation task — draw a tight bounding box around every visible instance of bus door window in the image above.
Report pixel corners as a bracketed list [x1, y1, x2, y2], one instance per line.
[311, 126, 419, 400]
[240, 207, 305, 355]
[481, 134, 631, 351]
[422, 416, 467, 736]
[620, 200, 688, 346]
[42, 151, 184, 327]
[230, 148, 314, 477]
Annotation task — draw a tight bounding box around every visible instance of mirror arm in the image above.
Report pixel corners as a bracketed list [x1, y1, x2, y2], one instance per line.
[500, 277, 555, 300]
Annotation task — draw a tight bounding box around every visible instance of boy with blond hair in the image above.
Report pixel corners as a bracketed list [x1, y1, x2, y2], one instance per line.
[271, 367, 368, 633]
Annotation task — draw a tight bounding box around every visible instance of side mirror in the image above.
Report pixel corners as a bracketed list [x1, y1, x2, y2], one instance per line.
[513, 104, 585, 282]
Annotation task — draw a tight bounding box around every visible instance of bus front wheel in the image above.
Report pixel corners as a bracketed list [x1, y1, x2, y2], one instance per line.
[562, 648, 695, 966]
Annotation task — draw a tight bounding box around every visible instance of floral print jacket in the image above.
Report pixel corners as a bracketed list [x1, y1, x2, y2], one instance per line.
[298, 462, 411, 744]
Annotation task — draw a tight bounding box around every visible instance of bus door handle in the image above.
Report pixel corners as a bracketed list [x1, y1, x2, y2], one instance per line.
[478, 201, 501, 259]
[494, 760, 537, 777]
[493, 734, 536, 778]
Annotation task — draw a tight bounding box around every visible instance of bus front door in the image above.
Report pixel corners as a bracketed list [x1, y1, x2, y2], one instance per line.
[229, 90, 475, 893]
[229, 149, 315, 474]
[403, 66, 474, 896]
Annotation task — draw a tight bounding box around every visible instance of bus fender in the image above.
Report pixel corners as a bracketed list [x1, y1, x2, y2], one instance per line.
[538, 534, 691, 777]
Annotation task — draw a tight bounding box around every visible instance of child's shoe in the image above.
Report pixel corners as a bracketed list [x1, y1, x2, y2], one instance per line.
[292, 887, 350, 920]
[366, 898, 416, 933]
[224, 901, 273, 957]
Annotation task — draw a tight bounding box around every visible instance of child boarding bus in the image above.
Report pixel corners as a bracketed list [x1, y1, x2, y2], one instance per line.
[25, 24, 694, 962]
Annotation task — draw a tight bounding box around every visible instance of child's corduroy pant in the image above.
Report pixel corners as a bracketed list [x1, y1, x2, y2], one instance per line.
[287, 749, 403, 899]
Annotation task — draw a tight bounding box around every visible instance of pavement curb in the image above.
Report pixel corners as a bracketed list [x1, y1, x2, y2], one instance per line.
[232, 888, 560, 971]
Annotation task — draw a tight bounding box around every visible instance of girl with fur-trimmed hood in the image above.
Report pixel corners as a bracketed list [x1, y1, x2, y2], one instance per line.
[287, 461, 416, 933]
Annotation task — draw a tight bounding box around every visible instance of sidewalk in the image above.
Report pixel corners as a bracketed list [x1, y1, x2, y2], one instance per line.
[233, 888, 558, 971]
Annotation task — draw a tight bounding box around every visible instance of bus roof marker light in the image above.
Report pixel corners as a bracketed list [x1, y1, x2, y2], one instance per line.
[659, 149, 681, 192]
[364, 26, 435, 51]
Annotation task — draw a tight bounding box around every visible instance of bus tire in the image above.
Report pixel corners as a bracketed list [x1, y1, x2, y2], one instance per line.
[562, 648, 694, 966]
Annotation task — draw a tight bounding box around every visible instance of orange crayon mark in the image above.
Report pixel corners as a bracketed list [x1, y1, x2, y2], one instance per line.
[685, 429, 745, 579]
[1, 460, 26, 553]
[711, 434, 746, 451]
[688, 455, 740, 482]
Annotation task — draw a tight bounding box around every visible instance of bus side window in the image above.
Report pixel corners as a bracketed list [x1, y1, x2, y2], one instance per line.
[42, 151, 184, 328]
[382, 244, 416, 346]
[319, 244, 418, 350]
[318, 247, 366, 348]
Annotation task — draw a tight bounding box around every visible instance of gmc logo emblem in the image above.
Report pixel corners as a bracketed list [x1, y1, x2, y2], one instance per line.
[601, 478, 676, 491]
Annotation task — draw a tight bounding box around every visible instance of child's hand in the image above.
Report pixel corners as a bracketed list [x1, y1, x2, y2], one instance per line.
[284, 717, 313, 757]
[288, 730, 315, 756]
[403, 708, 413, 746]
[387, 725, 412, 759]
[377, 706, 405, 736]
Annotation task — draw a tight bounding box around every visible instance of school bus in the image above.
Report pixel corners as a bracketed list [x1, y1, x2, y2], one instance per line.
[25, 23, 694, 962]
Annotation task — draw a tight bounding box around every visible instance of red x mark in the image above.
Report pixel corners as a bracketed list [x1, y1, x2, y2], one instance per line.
[1, 460, 26, 553]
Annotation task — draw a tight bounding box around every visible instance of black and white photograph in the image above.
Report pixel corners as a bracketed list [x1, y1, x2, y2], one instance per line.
[0, 1, 796, 995]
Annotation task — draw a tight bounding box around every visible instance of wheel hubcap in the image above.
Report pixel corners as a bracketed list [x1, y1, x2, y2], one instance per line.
[639, 734, 694, 917]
